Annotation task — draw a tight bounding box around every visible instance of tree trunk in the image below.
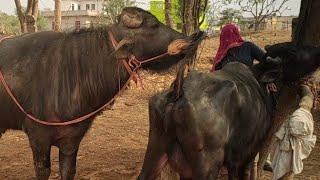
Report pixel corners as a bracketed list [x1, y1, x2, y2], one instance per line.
[26, 0, 39, 32]
[257, 0, 320, 179]
[182, 0, 207, 35]
[254, 21, 260, 31]
[14, 0, 39, 33]
[54, 0, 62, 32]
[293, 0, 320, 46]
[14, 0, 27, 33]
[182, 0, 195, 35]
[165, 0, 173, 28]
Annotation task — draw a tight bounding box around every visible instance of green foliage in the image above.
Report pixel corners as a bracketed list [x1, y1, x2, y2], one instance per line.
[150, 0, 182, 29]
[172, 0, 182, 27]
[217, 8, 242, 27]
[0, 12, 21, 34]
[0, 7, 49, 34]
[102, 0, 135, 24]
[149, 0, 209, 31]
[150, 0, 165, 22]
[37, 12, 49, 31]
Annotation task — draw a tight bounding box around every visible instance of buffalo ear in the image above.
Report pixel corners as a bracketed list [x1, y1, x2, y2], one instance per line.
[259, 69, 282, 83]
[119, 8, 143, 28]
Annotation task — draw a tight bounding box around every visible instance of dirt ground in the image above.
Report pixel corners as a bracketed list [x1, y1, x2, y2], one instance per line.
[0, 30, 319, 180]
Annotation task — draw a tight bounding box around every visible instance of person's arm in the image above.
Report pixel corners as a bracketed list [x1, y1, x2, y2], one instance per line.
[299, 85, 314, 111]
[249, 42, 266, 62]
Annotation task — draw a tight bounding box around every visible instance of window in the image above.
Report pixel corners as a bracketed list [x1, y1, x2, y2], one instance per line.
[71, 4, 75, 11]
[86, 4, 90, 10]
[52, 21, 55, 30]
[75, 21, 80, 31]
[91, 4, 95, 10]
[78, 4, 81, 10]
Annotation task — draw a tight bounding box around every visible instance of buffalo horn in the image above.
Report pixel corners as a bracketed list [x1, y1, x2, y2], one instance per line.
[121, 12, 143, 28]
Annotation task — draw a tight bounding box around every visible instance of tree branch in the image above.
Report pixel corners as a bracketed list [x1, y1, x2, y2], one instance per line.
[32, 0, 39, 18]
[26, 0, 33, 15]
[199, 0, 208, 26]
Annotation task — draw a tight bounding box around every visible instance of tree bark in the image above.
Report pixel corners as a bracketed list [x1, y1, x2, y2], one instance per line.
[26, 0, 38, 32]
[165, 0, 173, 28]
[14, 0, 39, 33]
[182, 0, 195, 35]
[254, 20, 260, 31]
[293, 0, 320, 46]
[54, 0, 62, 32]
[182, 0, 208, 35]
[14, 0, 27, 33]
[182, 0, 198, 35]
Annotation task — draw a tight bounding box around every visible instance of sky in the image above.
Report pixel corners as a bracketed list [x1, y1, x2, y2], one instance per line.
[0, 0, 300, 16]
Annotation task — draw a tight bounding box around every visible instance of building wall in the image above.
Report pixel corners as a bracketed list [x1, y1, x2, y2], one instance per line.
[61, 0, 103, 11]
[265, 16, 295, 31]
[45, 15, 99, 31]
[79, 0, 104, 11]
[44, 0, 104, 31]
[239, 16, 297, 32]
[62, 0, 80, 11]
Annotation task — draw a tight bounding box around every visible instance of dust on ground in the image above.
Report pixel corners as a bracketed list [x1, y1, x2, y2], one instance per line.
[0, 30, 319, 180]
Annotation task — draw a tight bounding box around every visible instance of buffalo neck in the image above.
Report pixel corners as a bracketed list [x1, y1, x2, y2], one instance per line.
[21, 28, 131, 121]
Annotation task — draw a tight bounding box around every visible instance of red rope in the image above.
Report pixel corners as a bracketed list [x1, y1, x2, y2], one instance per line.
[0, 32, 168, 126]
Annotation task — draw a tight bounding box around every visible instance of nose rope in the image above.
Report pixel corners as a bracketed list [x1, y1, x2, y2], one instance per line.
[108, 31, 169, 90]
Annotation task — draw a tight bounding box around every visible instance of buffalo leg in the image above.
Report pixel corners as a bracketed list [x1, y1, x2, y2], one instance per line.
[29, 141, 52, 180]
[138, 96, 169, 180]
[190, 148, 223, 180]
[137, 130, 168, 180]
[58, 139, 81, 180]
[59, 148, 78, 180]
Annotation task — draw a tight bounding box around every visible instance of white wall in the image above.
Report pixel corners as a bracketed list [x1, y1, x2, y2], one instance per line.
[47, 15, 98, 31]
[61, 0, 103, 11]
[61, 0, 79, 11]
[79, 0, 103, 11]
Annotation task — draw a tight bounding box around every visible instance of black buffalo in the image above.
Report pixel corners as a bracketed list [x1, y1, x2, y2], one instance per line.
[138, 42, 320, 180]
[0, 7, 203, 180]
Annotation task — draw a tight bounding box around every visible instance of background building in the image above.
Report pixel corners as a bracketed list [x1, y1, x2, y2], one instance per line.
[43, 0, 104, 31]
[238, 15, 297, 32]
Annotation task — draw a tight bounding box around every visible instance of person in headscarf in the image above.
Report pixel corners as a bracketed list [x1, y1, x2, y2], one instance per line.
[212, 23, 275, 171]
[211, 23, 266, 71]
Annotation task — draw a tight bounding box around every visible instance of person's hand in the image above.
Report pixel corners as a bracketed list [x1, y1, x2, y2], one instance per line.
[266, 83, 277, 93]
